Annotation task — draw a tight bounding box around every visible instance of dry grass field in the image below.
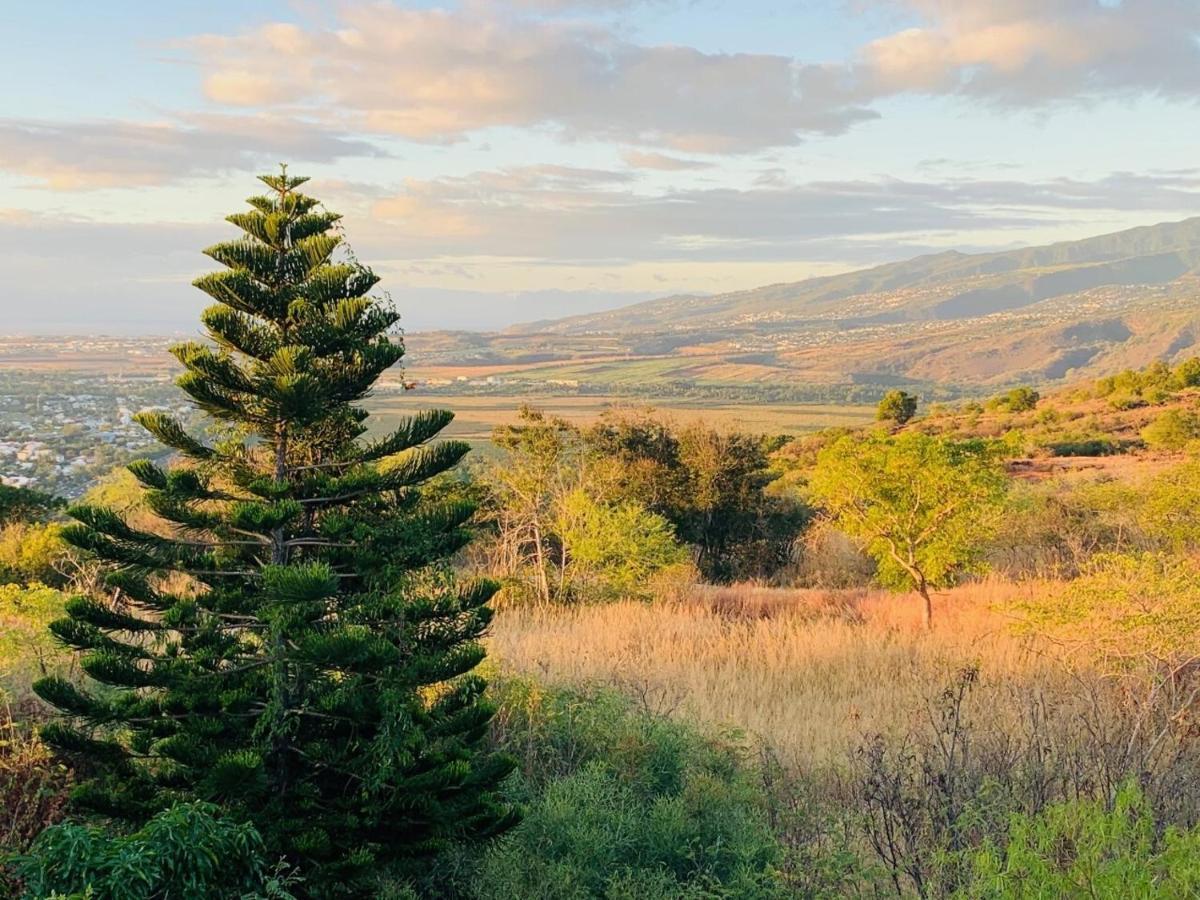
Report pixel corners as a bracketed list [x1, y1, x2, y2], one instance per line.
[488, 581, 1069, 768]
[365, 392, 876, 444]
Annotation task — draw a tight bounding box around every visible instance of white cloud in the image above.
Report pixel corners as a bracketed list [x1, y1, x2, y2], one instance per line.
[0, 115, 385, 190]
[183, 1, 1200, 156]
[190, 5, 874, 152]
[863, 0, 1200, 104]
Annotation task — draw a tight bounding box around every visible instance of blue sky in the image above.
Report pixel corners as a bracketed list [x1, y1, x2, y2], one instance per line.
[1, 0, 1198, 333]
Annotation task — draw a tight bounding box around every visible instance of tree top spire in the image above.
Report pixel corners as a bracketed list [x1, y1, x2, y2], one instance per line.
[258, 162, 309, 194]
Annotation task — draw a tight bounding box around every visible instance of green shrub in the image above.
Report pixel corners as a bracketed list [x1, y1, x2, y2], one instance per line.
[1032, 407, 1060, 426]
[554, 488, 691, 602]
[1139, 459, 1200, 550]
[1106, 389, 1145, 411]
[956, 783, 1200, 899]
[987, 387, 1039, 413]
[1175, 357, 1200, 388]
[13, 801, 301, 899]
[425, 679, 789, 899]
[1040, 434, 1121, 457]
[1016, 552, 1200, 666]
[1141, 408, 1200, 451]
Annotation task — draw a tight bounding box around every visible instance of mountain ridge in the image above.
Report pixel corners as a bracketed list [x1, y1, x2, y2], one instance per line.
[509, 217, 1200, 335]
[408, 216, 1200, 392]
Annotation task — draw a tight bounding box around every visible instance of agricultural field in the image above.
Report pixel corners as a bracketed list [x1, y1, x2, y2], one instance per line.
[365, 391, 877, 446]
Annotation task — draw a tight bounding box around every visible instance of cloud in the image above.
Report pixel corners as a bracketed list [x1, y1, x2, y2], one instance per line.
[623, 151, 714, 171]
[189, 6, 874, 152]
[0, 115, 385, 190]
[359, 165, 1200, 264]
[183, 1, 1200, 155]
[863, 0, 1200, 104]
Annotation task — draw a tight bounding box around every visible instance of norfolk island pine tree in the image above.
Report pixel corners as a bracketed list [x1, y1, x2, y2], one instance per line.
[32, 169, 518, 894]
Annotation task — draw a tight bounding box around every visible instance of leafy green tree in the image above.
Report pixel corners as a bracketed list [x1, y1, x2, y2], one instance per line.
[486, 408, 689, 603]
[876, 390, 918, 425]
[33, 170, 515, 893]
[808, 433, 1008, 629]
[583, 412, 807, 582]
[553, 488, 689, 602]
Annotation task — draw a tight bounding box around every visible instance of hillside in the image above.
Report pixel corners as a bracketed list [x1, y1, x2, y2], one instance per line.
[515, 217, 1200, 333]
[408, 218, 1200, 395]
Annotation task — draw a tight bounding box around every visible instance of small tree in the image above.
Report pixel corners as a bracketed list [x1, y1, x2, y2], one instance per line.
[876, 390, 918, 426]
[808, 432, 1008, 629]
[488, 406, 580, 603]
[486, 407, 690, 602]
[553, 488, 688, 602]
[33, 170, 516, 892]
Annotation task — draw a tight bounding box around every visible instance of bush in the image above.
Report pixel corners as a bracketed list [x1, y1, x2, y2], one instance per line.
[1017, 552, 1200, 667]
[0, 713, 71, 895]
[957, 784, 1200, 899]
[0, 522, 72, 588]
[1040, 434, 1121, 457]
[1175, 357, 1200, 388]
[424, 679, 789, 899]
[987, 387, 1039, 413]
[0, 584, 71, 702]
[1141, 408, 1200, 451]
[554, 488, 691, 602]
[13, 801, 300, 899]
[1139, 459, 1200, 550]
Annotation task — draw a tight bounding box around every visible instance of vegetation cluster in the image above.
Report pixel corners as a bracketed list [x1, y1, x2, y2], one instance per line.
[5, 175, 1200, 897]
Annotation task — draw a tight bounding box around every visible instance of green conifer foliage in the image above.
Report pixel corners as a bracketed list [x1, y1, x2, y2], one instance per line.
[33, 169, 516, 892]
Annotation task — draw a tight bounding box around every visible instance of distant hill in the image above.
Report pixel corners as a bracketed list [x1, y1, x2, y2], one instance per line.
[512, 217, 1200, 334]
[408, 217, 1200, 394]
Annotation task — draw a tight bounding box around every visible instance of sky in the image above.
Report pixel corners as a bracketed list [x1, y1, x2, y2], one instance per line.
[1, 0, 1198, 334]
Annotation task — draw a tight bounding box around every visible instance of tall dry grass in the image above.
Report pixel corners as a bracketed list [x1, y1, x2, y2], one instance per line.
[488, 580, 1070, 767]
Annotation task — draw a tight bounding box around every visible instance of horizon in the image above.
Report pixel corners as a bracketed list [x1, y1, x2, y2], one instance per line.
[2, 1, 1199, 335]
[5, 210, 1199, 338]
